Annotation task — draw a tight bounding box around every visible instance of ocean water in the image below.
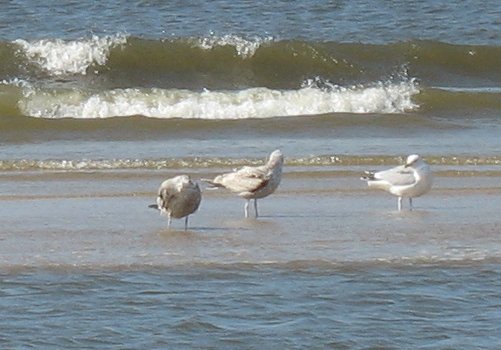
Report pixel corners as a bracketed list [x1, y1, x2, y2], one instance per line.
[1, 0, 501, 348]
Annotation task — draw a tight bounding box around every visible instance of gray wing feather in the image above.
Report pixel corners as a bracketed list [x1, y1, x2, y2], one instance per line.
[217, 165, 270, 193]
[374, 166, 416, 186]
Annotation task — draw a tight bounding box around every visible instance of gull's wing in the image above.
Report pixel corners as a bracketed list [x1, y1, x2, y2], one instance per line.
[234, 164, 269, 178]
[373, 165, 416, 186]
[217, 165, 271, 193]
[157, 185, 178, 210]
[181, 181, 202, 202]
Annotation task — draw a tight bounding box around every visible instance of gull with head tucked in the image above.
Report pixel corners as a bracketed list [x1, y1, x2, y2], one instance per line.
[149, 175, 202, 230]
[361, 154, 433, 211]
[203, 150, 284, 218]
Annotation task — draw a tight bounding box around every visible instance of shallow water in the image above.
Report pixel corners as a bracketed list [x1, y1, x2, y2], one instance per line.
[1, 169, 500, 266]
[1, 172, 501, 347]
[1, 0, 501, 348]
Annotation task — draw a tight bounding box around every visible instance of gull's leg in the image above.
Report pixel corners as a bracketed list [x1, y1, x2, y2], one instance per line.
[397, 197, 403, 211]
[167, 213, 172, 228]
[254, 199, 259, 218]
[244, 199, 250, 218]
[184, 216, 189, 231]
[409, 197, 413, 211]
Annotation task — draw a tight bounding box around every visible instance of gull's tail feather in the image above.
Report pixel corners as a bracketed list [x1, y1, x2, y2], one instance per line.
[360, 171, 376, 181]
[201, 178, 224, 188]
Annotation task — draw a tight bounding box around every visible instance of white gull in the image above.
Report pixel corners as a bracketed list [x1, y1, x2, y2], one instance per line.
[361, 154, 433, 211]
[203, 149, 284, 218]
[149, 175, 202, 230]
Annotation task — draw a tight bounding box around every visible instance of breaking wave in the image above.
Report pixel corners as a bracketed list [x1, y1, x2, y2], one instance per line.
[15, 80, 418, 119]
[2, 35, 500, 119]
[13, 34, 127, 76]
[2, 35, 499, 87]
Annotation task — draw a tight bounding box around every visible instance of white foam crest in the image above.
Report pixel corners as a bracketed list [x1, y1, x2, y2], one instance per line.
[19, 81, 419, 119]
[14, 34, 127, 76]
[193, 34, 273, 58]
[0, 78, 31, 88]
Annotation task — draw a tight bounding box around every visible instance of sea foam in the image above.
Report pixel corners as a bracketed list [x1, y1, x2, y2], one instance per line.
[19, 80, 418, 119]
[14, 34, 127, 76]
[192, 34, 273, 58]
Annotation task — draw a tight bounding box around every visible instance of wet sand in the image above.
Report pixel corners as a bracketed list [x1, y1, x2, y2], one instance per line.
[1, 169, 500, 268]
